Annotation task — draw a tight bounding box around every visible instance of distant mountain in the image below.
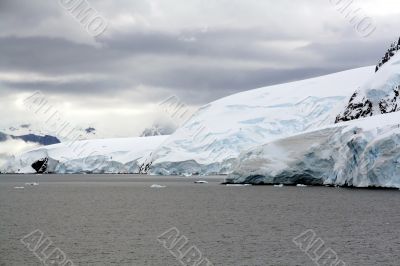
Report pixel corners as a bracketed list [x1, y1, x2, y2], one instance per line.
[0, 131, 60, 146]
[85, 127, 96, 134]
[140, 123, 176, 137]
[0, 132, 7, 142]
[13, 134, 61, 146]
[2, 124, 101, 141]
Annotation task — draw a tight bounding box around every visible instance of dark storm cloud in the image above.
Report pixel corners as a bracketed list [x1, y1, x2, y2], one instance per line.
[0, 0, 398, 106]
[1, 78, 130, 94]
[300, 38, 394, 69]
[0, 28, 298, 75]
[0, 30, 383, 104]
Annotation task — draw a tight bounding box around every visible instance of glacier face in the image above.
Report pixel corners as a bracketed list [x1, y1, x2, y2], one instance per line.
[149, 66, 374, 175]
[3, 136, 168, 174]
[228, 112, 400, 187]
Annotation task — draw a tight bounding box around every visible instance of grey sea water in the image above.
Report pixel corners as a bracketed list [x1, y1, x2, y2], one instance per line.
[1, 174, 400, 266]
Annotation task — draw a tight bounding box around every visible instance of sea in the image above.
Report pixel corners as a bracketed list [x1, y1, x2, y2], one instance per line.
[1, 174, 400, 266]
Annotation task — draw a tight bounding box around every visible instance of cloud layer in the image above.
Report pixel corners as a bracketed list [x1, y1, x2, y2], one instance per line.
[1, 0, 400, 137]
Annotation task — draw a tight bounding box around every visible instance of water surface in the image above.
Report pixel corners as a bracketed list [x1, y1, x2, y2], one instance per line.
[1, 174, 400, 265]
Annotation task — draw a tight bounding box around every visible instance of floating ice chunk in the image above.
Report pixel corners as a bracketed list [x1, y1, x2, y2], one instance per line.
[14, 186, 25, 189]
[296, 184, 307, 187]
[25, 182, 39, 186]
[225, 184, 251, 187]
[150, 184, 166, 188]
[194, 180, 208, 184]
[274, 184, 284, 188]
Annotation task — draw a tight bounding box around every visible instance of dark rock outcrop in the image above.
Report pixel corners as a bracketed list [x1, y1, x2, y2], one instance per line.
[31, 158, 49, 173]
[375, 37, 400, 72]
[335, 91, 373, 123]
[336, 86, 400, 123]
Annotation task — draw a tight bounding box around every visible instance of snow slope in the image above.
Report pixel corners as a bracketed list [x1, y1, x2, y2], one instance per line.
[227, 112, 400, 188]
[149, 66, 375, 175]
[3, 136, 168, 174]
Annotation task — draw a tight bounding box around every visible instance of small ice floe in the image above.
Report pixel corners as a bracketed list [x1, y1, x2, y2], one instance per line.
[194, 180, 209, 184]
[274, 184, 284, 188]
[296, 184, 307, 187]
[14, 186, 25, 189]
[225, 184, 251, 187]
[150, 184, 166, 188]
[25, 182, 39, 186]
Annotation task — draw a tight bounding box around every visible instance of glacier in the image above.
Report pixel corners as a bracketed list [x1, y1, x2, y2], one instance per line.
[227, 112, 400, 188]
[149, 66, 374, 175]
[3, 136, 167, 174]
[227, 50, 400, 187]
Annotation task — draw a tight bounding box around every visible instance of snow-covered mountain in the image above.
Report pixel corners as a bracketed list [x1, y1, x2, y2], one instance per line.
[1, 125, 60, 146]
[148, 66, 374, 175]
[10, 133, 60, 146]
[336, 41, 400, 123]
[5, 66, 372, 175]
[2, 124, 100, 141]
[6, 38, 400, 188]
[3, 136, 167, 174]
[226, 38, 400, 187]
[140, 123, 176, 137]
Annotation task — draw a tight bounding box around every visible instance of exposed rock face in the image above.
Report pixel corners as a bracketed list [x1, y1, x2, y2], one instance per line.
[379, 87, 399, 114]
[335, 91, 373, 123]
[85, 127, 96, 134]
[335, 87, 400, 123]
[30, 157, 59, 173]
[31, 158, 48, 173]
[375, 37, 400, 72]
[139, 161, 152, 174]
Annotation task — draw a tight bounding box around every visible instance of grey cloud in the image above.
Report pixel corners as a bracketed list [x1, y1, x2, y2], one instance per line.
[0, 30, 389, 105]
[1, 0, 399, 137]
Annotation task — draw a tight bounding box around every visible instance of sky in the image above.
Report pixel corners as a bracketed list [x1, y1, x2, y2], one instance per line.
[1, 0, 400, 138]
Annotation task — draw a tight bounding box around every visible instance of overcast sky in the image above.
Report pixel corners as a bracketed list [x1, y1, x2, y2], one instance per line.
[1, 0, 399, 138]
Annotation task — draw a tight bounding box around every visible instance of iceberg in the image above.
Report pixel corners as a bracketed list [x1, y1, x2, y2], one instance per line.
[194, 180, 209, 184]
[25, 182, 39, 186]
[150, 184, 166, 188]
